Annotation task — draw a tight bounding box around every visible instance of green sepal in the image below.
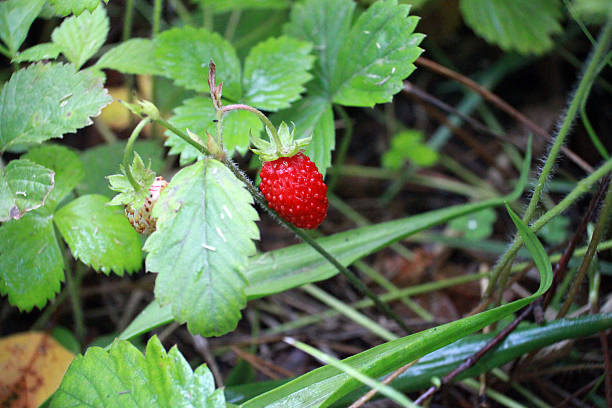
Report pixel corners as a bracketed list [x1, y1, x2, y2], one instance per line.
[107, 152, 155, 207]
[250, 122, 311, 161]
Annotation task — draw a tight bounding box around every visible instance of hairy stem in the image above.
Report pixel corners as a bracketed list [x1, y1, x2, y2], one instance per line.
[221, 104, 281, 146]
[122, 118, 151, 190]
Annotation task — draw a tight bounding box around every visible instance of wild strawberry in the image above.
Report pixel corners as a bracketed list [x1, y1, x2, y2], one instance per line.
[260, 152, 328, 229]
[125, 176, 168, 234]
[251, 122, 328, 229]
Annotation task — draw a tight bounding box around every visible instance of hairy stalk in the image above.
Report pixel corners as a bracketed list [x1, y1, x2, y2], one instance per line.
[557, 180, 612, 318]
[485, 18, 612, 300]
[122, 118, 151, 190]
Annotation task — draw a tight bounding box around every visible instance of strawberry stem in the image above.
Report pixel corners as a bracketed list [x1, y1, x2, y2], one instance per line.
[221, 104, 282, 147]
[123, 117, 151, 190]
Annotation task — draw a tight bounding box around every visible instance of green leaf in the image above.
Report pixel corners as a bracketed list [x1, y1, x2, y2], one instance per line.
[12, 42, 61, 63]
[331, 0, 424, 106]
[0, 63, 112, 152]
[51, 5, 109, 69]
[382, 130, 438, 169]
[95, 38, 162, 75]
[144, 159, 259, 337]
[165, 96, 262, 164]
[448, 208, 497, 241]
[107, 152, 156, 207]
[199, 0, 289, 13]
[240, 204, 552, 408]
[284, 0, 355, 97]
[572, 0, 612, 24]
[537, 214, 570, 245]
[459, 0, 563, 55]
[49, 0, 107, 16]
[76, 140, 164, 198]
[0, 0, 46, 56]
[0, 158, 55, 222]
[0, 210, 64, 310]
[272, 96, 334, 177]
[155, 26, 242, 100]
[22, 144, 84, 211]
[54, 194, 143, 275]
[242, 36, 314, 111]
[51, 336, 225, 408]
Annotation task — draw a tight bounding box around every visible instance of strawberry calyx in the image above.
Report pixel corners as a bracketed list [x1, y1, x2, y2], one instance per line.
[250, 121, 311, 162]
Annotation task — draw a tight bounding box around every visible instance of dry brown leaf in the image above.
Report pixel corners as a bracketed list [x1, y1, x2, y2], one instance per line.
[0, 332, 74, 408]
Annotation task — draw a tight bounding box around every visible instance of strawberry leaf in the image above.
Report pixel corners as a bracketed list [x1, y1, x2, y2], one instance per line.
[12, 42, 61, 63]
[0, 209, 64, 310]
[54, 195, 143, 275]
[284, 0, 355, 98]
[0, 63, 112, 152]
[51, 5, 109, 69]
[165, 96, 262, 164]
[95, 38, 162, 75]
[51, 336, 225, 408]
[331, 0, 424, 106]
[242, 36, 314, 111]
[22, 144, 84, 212]
[49, 0, 108, 16]
[460, 0, 563, 55]
[0, 159, 55, 222]
[0, 0, 46, 56]
[144, 159, 259, 337]
[155, 26, 242, 101]
[272, 96, 334, 177]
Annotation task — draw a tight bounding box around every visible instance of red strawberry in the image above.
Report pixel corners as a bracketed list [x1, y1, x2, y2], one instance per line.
[260, 152, 328, 229]
[125, 176, 168, 234]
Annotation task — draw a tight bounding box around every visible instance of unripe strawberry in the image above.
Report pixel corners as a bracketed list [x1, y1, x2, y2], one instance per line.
[260, 152, 328, 229]
[125, 176, 168, 234]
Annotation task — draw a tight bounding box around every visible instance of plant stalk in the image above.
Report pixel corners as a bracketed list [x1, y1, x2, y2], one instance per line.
[123, 118, 151, 190]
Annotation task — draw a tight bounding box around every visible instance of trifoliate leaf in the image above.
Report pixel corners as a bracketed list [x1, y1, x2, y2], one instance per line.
[537, 214, 570, 245]
[51, 336, 225, 408]
[144, 159, 259, 337]
[198, 0, 289, 13]
[460, 0, 563, 55]
[49, 0, 108, 16]
[272, 96, 334, 177]
[54, 195, 143, 275]
[382, 130, 438, 169]
[449, 208, 497, 241]
[242, 36, 314, 111]
[165, 96, 262, 165]
[0, 210, 64, 310]
[284, 0, 355, 97]
[155, 26, 242, 101]
[0, 63, 112, 152]
[0, 159, 54, 222]
[332, 0, 424, 106]
[76, 140, 164, 198]
[12, 42, 61, 63]
[107, 152, 156, 207]
[51, 5, 109, 69]
[22, 144, 84, 211]
[96, 38, 162, 75]
[0, 0, 46, 56]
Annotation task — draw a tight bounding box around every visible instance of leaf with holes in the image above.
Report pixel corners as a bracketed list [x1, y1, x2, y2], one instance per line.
[460, 0, 563, 55]
[242, 36, 314, 111]
[144, 159, 259, 337]
[54, 195, 143, 275]
[0, 63, 112, 152]
[0, 159, 54, 222]
[51, 5, 109, 69]
[155, 26, 242, 100]
[331, 0, 424, 106]
[0, 209, 64, 310]
[50, 336, 225, 408]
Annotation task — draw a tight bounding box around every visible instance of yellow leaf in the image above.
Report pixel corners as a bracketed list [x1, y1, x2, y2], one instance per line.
[0, 332, 74, 408]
